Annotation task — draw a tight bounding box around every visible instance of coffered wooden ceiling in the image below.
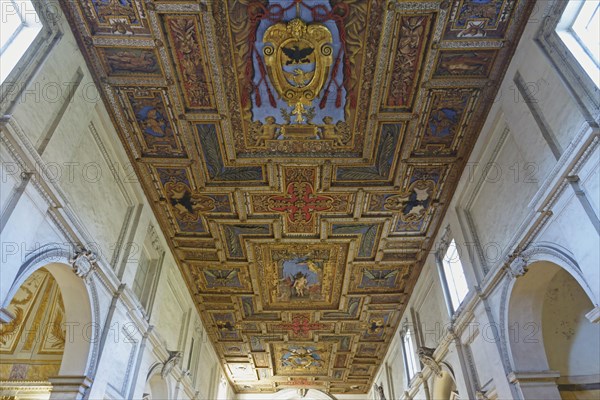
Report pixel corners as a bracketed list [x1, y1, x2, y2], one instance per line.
[62, 0, 533, 394]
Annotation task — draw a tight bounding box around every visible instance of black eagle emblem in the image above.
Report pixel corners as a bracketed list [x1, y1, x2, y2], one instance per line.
[363, 269, 399, 285]
[169, 188, 194, 214]
[282, 45, 314, 65]
[368, 318, 385, 334]
[216, 320, 235, 331]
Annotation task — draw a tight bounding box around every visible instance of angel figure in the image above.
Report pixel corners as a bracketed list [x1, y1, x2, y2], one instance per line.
[292, 272, 309, 297]
[319, 116, 344, 145]
[255, 116, 280, 146]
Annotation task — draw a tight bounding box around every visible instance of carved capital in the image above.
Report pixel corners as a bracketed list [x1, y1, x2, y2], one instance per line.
[417, 346, 442, 377]
[69, 248, 97, 279]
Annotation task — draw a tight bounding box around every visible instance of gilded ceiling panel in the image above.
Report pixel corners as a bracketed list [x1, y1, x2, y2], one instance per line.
[61, 0, 534, 394]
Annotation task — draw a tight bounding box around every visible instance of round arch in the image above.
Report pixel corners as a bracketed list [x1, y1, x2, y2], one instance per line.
[501, 257, 600, 398]
[521, 244, 597, 304]
[144, 372, 170, 400]
[432, 370, 457, 400]
[503, 258, 598, 372]
[500, 246, 599, 369]
[1, 245, 101, 378]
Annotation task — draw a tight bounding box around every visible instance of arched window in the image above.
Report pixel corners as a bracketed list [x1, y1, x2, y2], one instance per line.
[400, 323, 419, 383]
[440, 239, 469, 313]
[0, 0, 43, 83]
[536, 0, 600, 122]
[436, 230, 470, 316]
[0, 0, 61, 115]
[555, 0, 600, 88]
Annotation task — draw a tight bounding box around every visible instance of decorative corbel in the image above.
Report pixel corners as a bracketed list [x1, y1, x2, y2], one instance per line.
[147, 224, 162, 253]
[69, 247, 97, 279]
[375, 383, 387, 400]
[505, 255, 528, 278]
[417, 346, 442, 377]
[161, 350, 182, 379]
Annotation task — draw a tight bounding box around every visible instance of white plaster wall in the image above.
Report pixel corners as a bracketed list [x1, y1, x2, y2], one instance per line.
[542, 269, 600, 379]
[1, 0, 598, 399]
[0, 3, 230, 399]
[369, 0, 600, 398]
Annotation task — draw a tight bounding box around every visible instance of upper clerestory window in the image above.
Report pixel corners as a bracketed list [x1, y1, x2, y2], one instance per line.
[1, 0, 43, 83]
[555, 0, 600, 88]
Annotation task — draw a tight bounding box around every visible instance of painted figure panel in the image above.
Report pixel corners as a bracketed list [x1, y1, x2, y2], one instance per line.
[123, 90, 185, 157]
[444, 0, 516, 39]
[164, 15, 215, 109]
[98, 47, 161, 76]
[433, 50, 497, 78]
[274, 343, 331, 375]
[254, 243, 347, 310]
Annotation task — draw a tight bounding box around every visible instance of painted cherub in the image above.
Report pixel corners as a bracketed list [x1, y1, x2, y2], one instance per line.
[143, 108, 168, 137]
[255, 116, 280, 146]
[292, 272, 308, 297]
[319, 116, 344, 145]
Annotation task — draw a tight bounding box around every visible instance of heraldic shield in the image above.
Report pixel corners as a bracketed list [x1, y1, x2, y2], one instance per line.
[263, 18, 333, 113]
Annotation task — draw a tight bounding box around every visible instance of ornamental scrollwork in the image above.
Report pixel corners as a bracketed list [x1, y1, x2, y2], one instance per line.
[69, 248, 97, 279]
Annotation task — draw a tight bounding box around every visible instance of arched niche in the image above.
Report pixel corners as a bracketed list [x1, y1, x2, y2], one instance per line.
[432, 370, 458, 400]
[0, 268, 65, 399]
[144, 372, 170, 400]
[505, 260, 600, 399]
[1, 245, 101, 398]
[45, 262, 94, 376]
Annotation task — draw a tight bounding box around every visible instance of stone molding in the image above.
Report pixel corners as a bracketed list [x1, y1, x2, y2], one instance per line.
[0, 308, 15, 324]
[508, 370, 560, 384]
[47, 376, 93, 400]
[586, 306, 600, 324]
